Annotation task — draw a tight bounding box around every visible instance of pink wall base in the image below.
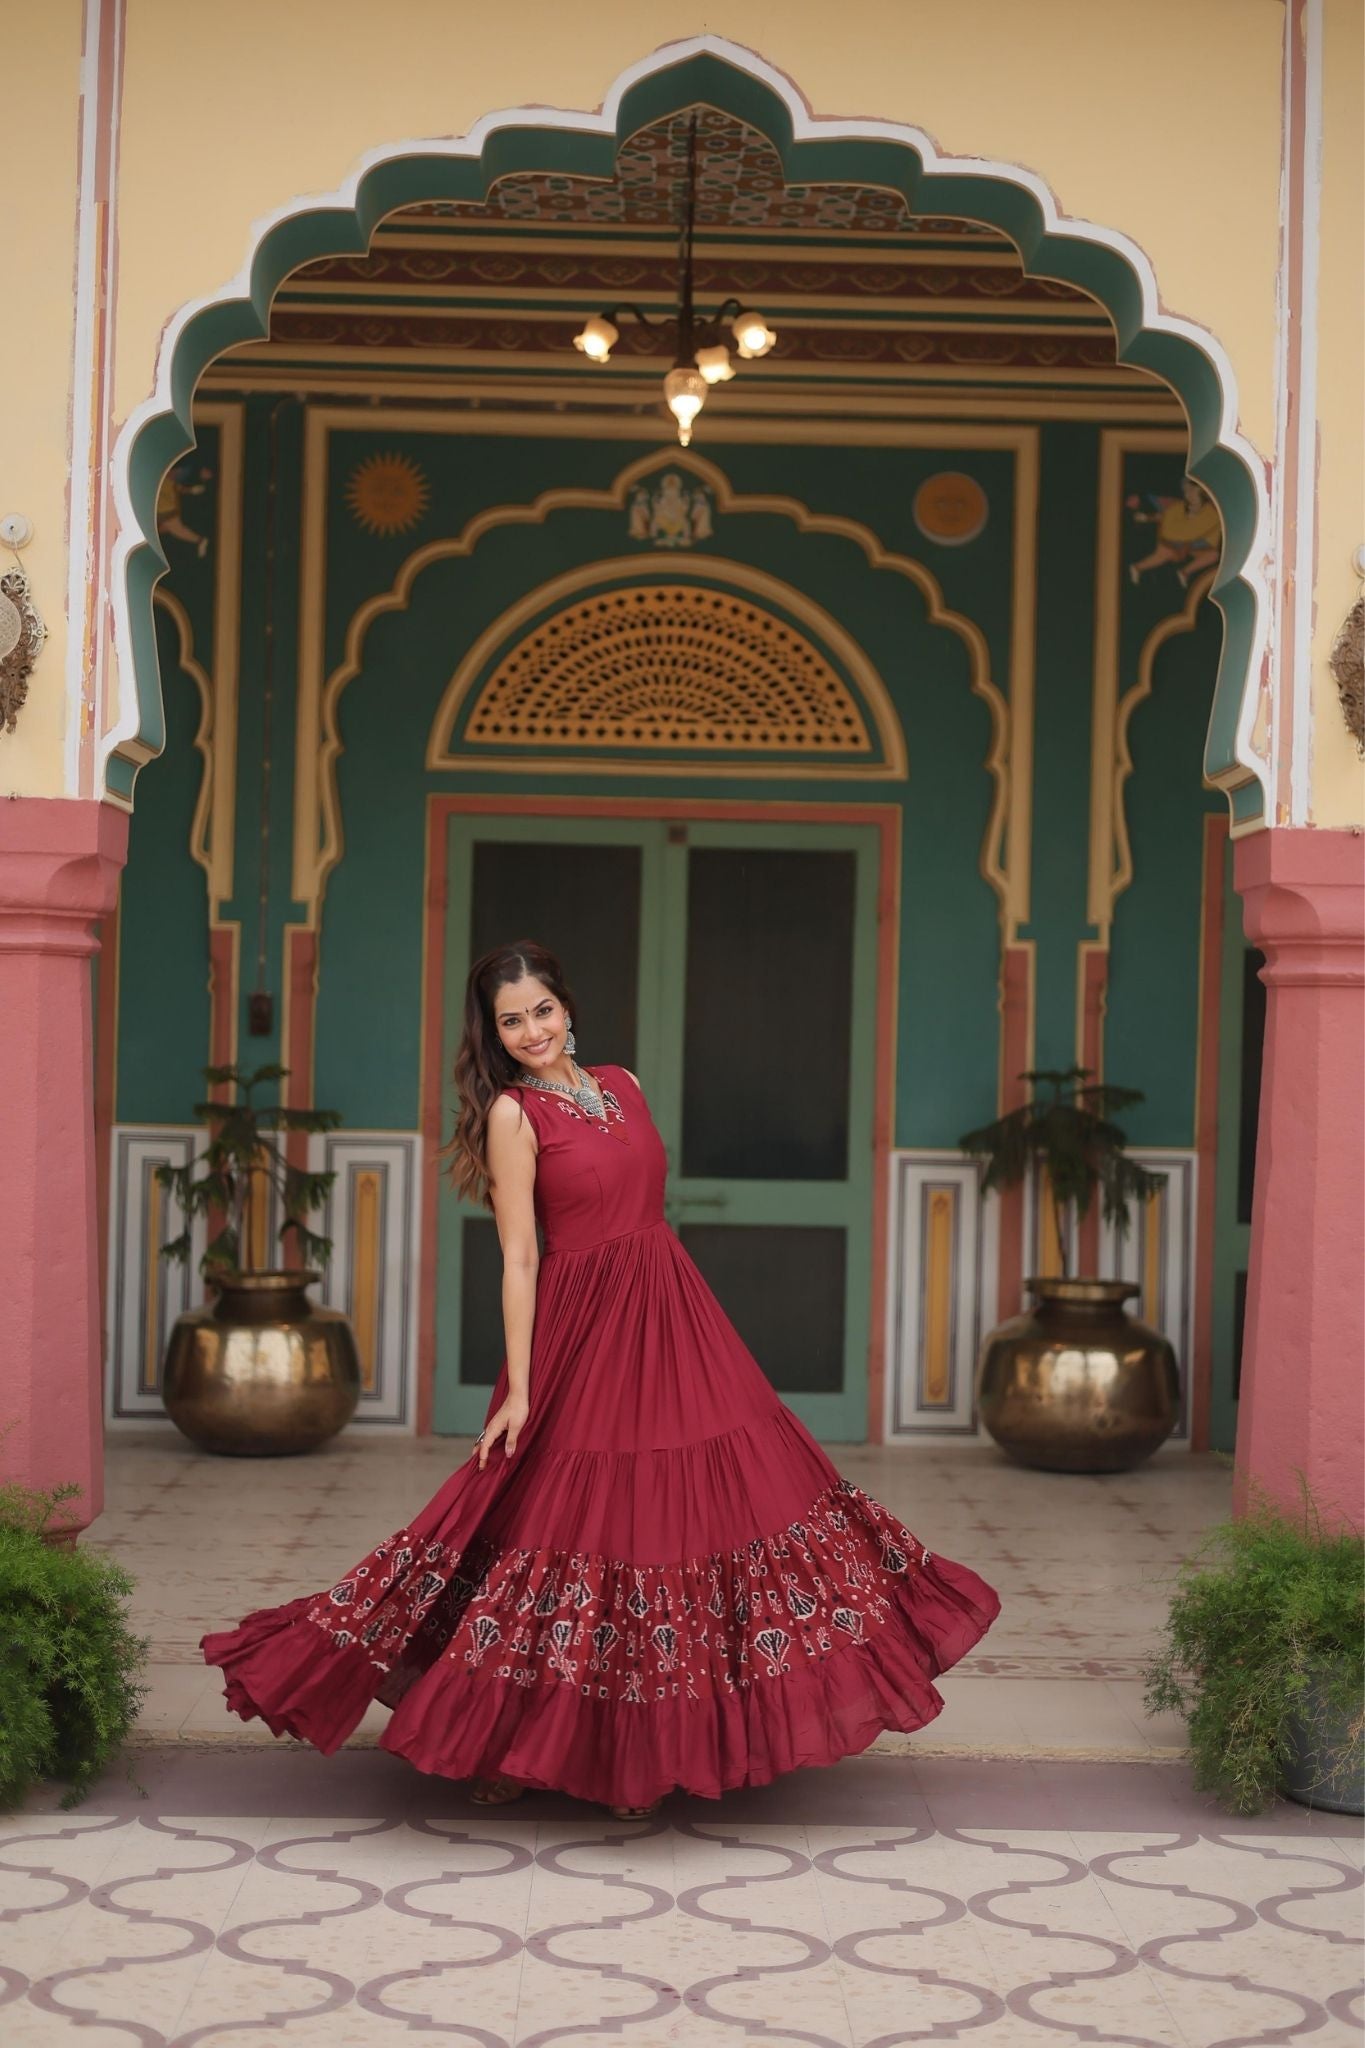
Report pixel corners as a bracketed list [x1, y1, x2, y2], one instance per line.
[0, 799, 128, 1534]
[1234, 827, 1365, 1528]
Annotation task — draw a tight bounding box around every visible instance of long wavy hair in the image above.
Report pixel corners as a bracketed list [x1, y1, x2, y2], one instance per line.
[445, 938, 577, 1210]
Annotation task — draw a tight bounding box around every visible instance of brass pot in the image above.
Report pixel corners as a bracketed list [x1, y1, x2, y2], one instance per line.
[976, 1277, 1179, 1473]
[162, 1270, 361, 1456]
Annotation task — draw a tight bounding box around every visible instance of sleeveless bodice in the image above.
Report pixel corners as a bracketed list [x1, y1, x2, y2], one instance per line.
[500, 1064, 668, 1252]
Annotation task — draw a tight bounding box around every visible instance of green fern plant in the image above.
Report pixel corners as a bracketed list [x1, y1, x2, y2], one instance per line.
[959, 1066, 1162, 1277]
[156, 1062, 341, 1281]
[1144, 1480, 1364, 1814]
[0, 1476, 148, 1809]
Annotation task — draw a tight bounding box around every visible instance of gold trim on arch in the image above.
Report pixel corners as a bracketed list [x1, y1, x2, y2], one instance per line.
[151, 588, 218, 895]
[1086, 429, 1199, 944]
[191, 402, 243, 917]
[1112, 567, 1219, 912]
[1077, 425, 1215, 1068]
[292, 411, 1038, 944]
[427, 556, 895, 774]
[147, 410, 245, 916]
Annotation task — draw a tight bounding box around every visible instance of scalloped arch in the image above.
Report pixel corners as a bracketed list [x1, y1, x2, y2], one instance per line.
[107, 36, 1270, 827]
[307, 449, 1003, 922]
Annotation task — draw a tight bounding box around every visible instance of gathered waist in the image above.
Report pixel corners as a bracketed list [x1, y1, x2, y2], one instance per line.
[540, 1216, 669, 1257]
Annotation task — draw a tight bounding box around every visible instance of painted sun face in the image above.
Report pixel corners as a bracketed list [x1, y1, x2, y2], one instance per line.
[344, 453, 430, 535]
[492, 975, 567, 1068]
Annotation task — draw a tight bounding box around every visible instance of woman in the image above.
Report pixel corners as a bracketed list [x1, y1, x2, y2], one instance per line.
[202, 940, 1000, 1819]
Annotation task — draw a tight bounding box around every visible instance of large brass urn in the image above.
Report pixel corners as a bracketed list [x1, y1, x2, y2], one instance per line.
[162, 1270, 361, 1456]
[976, 1278, 1180, 1473]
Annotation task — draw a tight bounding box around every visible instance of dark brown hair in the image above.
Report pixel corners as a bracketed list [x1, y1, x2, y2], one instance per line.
[444, 939, 577, 1209]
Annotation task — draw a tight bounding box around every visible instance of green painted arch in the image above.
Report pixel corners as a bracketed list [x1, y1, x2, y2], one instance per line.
[109, 39, 1269, 823]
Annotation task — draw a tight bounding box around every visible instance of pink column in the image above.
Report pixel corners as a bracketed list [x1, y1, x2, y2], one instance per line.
[0, 798, 128, 1534]
[1234, 827, 1365, 1527]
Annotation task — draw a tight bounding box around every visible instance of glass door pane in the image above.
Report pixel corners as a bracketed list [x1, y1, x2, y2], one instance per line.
[436, 817, 660, 1432]
[658, 823, 878, 1442]
[681, 846, 856, 1180]
[469, 838, 642, 1068]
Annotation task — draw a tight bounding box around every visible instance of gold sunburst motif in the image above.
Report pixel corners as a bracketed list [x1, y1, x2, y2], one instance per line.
[345, 453, 430, 536]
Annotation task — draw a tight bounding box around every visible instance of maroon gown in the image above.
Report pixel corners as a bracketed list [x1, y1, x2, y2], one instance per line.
[201, 1065, 1000, 1806]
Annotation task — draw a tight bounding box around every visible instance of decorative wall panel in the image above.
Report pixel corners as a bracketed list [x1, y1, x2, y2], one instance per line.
[107, 1127, 418, 1429]
[886, 1153, 998, 1436]
[1099, 1151, 1196, 1439]
[107, 1128, 207, 1421]
[315, 1133, 421, 1427]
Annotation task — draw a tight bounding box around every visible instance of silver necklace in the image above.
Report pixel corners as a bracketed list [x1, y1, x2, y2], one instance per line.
[514, 1056, 606, 1120]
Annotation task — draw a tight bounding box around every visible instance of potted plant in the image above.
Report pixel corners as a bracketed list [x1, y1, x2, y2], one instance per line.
[959, 1066, 1180, 1471]
[156, 1062, 361, 1456]
[0, 1473, 148, 1809]
[1144, 1481, 1364, 1814]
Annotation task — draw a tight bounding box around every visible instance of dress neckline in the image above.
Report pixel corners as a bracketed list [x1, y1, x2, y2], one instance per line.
[514, 1063, 629, 1142]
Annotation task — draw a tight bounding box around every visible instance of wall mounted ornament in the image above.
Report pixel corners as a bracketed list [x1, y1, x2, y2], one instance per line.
[627, 471, 715, 548]
[1329, 593, 1364, 754]
[1125, 480, 1221, 588]
[345, 453, 430, 536]
[912, 471, 989, 546]
[0, 565, 46, 735]
[156, 461, 213, 558]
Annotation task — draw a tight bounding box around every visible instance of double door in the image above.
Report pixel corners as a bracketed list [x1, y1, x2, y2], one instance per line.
[435, 814, 880, 1441]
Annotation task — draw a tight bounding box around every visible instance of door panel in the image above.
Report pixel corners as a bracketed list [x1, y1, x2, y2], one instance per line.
[656, 821, 878, 1441]
[458, 1214, 505, 1389]
[1210, 835, 1263, 1453]
[680, 846, 856, 1181]
[436, 814, 879, 1441]
[678, 1222, 847, 1393]
[436, 817, 665, 1433]
[469, 837, 644, 1069]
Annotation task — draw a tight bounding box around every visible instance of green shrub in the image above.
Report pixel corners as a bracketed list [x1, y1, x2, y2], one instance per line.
[1144, 1480, 1364, 1814]
[0, 1478, 148, 1810]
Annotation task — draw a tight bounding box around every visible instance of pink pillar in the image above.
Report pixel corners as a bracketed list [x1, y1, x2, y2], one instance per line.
[0, 799, 128, 1534]
[1234, 827, 1365, 1527]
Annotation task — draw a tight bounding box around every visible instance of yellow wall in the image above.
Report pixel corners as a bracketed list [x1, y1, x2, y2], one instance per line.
[112, 0, 1286, 444]
[7, 0, 1360, 822]
[2, 0, 83, 797]
[1311, 0, 1365, 826]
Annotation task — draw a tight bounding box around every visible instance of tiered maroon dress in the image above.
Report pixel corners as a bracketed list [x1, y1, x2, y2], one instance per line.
[201, 1065, 1000, 1806]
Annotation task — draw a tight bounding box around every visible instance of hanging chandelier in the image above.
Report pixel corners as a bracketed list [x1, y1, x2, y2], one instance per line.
[572, 113, 777, 446]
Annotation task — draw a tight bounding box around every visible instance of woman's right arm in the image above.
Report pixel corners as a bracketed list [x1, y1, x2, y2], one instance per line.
[478, 1094, 539, 1466]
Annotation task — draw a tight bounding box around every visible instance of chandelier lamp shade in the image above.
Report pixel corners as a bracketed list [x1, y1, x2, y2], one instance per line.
[571, 113, 777, 445]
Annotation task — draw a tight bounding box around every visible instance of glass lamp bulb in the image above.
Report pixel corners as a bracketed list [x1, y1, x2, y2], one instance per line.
[573, 314, 619, 364]
[664, 366, 707, 447]
[694, 343, 735, 385]
[732, 310, 776, 359]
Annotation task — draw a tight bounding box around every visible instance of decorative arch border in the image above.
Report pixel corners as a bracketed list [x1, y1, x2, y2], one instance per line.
[305, 447, 1006, 925]
[107, 36, 1270, 832]
[149, 589, 216, 895]
[429, 556, 900, 777]
[1111, 567, 1221, 920]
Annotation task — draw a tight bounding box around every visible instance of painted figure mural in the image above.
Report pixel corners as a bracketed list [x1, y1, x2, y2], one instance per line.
[1126, 479, 1221, 587]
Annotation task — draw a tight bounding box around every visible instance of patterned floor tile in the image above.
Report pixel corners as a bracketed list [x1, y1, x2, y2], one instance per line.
[12, 1440, 1359, 2045]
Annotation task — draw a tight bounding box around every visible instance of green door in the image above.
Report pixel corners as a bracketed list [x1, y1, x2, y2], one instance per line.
[435, 813, 880, 1441]
[1209, 834, 1264, 1453]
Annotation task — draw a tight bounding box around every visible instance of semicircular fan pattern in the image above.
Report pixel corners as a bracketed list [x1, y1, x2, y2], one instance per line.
[464, 583, 874, 754]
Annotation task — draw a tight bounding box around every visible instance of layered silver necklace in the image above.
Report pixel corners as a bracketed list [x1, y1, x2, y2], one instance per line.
[514, 1056, 606, 1120]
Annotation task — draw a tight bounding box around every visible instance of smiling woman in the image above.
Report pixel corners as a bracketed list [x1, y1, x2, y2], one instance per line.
[200, 932, 1001, 1817]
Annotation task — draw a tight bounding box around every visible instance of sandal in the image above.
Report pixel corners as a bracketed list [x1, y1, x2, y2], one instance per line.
[468, 1776, 526, 1804]
[606, 1798, 663, 1819]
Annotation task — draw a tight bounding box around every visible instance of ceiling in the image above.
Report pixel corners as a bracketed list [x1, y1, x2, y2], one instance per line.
[203, 108, 1182, 429]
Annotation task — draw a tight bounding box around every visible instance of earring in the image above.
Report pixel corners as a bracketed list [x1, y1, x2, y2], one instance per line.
[563, 1014, 576, 1055]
